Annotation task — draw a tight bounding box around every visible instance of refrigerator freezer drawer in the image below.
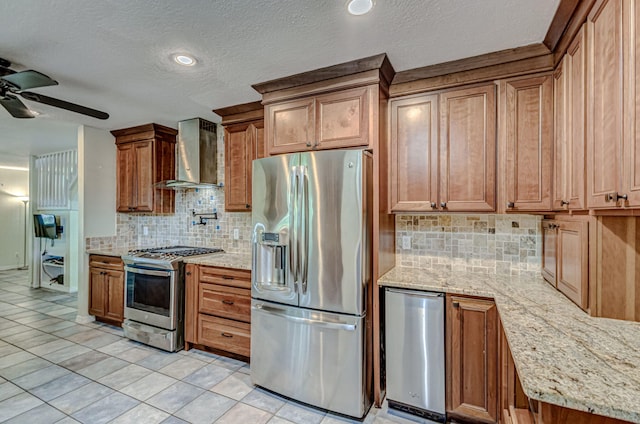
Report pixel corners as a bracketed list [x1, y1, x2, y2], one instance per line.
[385, 288, 445, 420]
[251, 300, 370, 418]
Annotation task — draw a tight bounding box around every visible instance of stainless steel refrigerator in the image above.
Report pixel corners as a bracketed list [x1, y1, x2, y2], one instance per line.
[250, 149, 372, 418]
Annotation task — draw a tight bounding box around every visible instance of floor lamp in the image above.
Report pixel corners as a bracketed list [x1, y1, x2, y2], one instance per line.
[16, 197, 29, 270]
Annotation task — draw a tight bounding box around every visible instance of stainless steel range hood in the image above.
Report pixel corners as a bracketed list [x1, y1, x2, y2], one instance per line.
[156, 118, 218, 189]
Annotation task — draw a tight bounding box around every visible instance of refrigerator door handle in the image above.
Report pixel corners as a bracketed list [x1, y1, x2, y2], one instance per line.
[299, 166, 309, 294]
[289, 166, 299, 287]
[252, 304, 357, 331]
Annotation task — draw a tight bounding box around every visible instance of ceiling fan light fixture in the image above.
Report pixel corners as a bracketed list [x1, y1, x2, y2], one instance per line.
[173, 54, 197, 66]
[347, 0, 374, 15]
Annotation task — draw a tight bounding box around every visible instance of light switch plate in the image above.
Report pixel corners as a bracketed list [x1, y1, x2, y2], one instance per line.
[402, 236, 411, 250]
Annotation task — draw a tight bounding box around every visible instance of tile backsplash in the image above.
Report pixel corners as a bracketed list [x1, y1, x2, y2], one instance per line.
[395, 214, 542, 276]
[86, 124, 253, 255]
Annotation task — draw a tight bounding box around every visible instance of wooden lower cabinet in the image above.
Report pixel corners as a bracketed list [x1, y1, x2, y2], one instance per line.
[447, 295, 499, 423]
[185, 264, 251, 358]
[88, 255, 124, 325]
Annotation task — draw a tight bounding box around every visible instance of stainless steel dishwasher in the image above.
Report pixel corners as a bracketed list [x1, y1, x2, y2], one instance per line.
[385, 288, 445, 423]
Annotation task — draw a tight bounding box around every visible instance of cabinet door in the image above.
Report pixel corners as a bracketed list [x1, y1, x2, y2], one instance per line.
[315, 87, 370, 150]
[542, 219, 558, 287]
[447, 296, 498, 423]
[133, 141, 154, 212]
[557, 220, 589, 310]
[553, 58, 569, 210]
[104, 269, 124, 322]
[225, 123, 252, 211]
[542, 220, 558, 286]
[440, 84, 496, 212]
[504, 75, 553, 212]
[89, 268, 106, 317]
[567, 26, 587, 210]
[184, 264, 198, 345]
[625, 0, 640, 207]
[266, 98, 315, 155]
[389, 94, 439, 212]
[587, 0, 624, 208]
[116, 143, 136, 212]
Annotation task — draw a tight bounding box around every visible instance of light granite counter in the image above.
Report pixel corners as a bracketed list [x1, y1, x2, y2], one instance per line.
[183, 253, 252, 271]
[86, 248, 130, 257]
[378, 267, 640, 423]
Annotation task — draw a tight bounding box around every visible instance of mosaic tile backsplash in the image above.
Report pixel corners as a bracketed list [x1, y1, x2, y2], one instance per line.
[395, 214, 542, 276]
[86, 124, 253, 255]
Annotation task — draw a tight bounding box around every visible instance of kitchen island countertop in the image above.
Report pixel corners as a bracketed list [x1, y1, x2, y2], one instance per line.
[183, 252, 251, 270]
[378, 266, 640, 423]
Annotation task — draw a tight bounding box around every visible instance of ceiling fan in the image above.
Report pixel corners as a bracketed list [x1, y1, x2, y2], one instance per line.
[0, 57, 109, 120]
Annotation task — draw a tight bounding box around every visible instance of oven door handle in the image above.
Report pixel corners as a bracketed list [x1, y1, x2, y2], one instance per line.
[124, 266, 172, 278]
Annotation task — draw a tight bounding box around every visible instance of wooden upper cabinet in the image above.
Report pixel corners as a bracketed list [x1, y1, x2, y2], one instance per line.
[440, 84, 496, 212]
[502, 74, 553, 212]
[266, 86, 373, 155]
[315, 87, 370, 149]
[215, 101, 265, 212]
[112, 123, 176, 214]
[587, 0, 624, 209]
[626, 0, 640, 207]
[447, 295, 498, 424]
[266, 98, 315, 154]
[225, 122, 258, 211]
[389, 94, 439, 212]
[554, 27, 588, 212]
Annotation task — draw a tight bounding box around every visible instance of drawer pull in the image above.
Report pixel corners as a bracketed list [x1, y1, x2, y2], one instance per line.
[222, 300, 234, 305]
[452, 301, 460, 308]
[222, 276, 234, 280]
[221, 332, 233, 338]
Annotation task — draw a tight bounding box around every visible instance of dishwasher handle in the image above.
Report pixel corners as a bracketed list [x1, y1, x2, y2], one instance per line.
[385, 288, 444, 298]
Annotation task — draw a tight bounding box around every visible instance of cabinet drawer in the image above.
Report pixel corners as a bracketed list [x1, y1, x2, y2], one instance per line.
[89, 255, 123, 271]
[199, 283, 251, 322]
[198, 315, 250, 357]
[199, 266, 251, 289]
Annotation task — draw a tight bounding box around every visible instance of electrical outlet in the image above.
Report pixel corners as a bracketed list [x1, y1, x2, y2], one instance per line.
[233, 228, 240, 240]
[143, 226, 149, 236]
[402, 236, 411, 250]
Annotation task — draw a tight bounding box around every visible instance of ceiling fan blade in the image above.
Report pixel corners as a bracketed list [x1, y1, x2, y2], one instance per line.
[2, 70, 58, 91]
[20, 91, 109, 120]
[0, 94, 35, 118]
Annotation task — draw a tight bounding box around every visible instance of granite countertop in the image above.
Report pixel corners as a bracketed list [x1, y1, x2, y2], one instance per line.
[86, 249, 252, 271]
[183, 253, 252, 271]
[378, 267, 640, 423]
[86, 248, 131, 257]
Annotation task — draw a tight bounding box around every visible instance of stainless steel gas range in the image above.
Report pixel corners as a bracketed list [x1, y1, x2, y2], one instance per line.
[121, 246, 222, 352]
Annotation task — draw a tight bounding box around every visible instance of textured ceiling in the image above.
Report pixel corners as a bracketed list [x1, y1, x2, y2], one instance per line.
[0, 0, 560, 166]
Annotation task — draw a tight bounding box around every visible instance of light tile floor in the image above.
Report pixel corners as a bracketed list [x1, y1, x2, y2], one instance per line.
[0, 269, 434, 424]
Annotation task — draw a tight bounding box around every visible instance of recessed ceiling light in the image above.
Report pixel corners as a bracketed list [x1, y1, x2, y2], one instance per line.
[173, 54, 196, 66]
[347, 0, 373, 15]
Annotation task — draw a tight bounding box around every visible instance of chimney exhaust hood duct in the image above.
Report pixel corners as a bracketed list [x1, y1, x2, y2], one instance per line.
[156, 118, 218, 189]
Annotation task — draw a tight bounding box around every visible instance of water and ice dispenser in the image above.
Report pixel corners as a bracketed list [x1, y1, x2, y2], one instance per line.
[254, 231, 287, 288]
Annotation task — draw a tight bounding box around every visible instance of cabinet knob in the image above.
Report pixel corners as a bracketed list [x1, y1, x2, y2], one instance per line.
[506, 202, 515, 209]
[245, 204, 250, 209]
[605, 192, 628, 202]
[430, 202, 437, 209]
[452, 301, 460, 308]
[186, 272, 191, 276]
[560, 200, 570, 206]
[440, 202, 447, 209]
[306, 142, 312, 147]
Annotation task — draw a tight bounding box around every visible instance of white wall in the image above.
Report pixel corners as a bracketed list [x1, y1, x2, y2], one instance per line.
[0, 168, 29, 269]
[77, 125, 117, 322]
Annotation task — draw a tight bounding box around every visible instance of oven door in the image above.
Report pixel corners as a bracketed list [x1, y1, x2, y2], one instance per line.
[124, 265, 177, 330]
